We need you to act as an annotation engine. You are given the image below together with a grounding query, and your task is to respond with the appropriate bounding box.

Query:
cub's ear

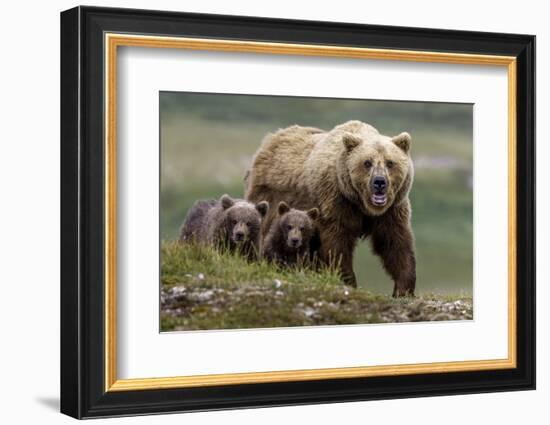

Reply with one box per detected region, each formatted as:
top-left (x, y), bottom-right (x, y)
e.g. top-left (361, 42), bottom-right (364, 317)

top-left (342, 133), bottom-right (362, 152)
top-left (278, 201), bottom-right (290, 216)
top-left (392, 132), bottom-right (411, 153)
top-left (307, 208), bottom-right (319, 221)
top-left (220, 194), bottom-right (235, 210)
top-left (256, 201), bottom-right (269, 217)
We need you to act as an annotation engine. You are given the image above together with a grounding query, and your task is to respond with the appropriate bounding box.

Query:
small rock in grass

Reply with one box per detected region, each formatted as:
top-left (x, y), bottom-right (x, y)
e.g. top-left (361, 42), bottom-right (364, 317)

top-left (274, 279), bottom-right (282, 288)
top-left (172, 286), bottom-right (186, 293)
top-left (190, 290), bottom-right (214, 302)
top-left (303, 307), bottom-right (316, 318)
top-left (197, 273), bottom-right (205, 280)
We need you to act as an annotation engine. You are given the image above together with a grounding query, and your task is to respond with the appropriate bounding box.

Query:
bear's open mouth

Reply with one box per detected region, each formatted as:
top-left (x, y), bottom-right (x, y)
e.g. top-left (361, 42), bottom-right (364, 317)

top-left (371, 193), bottom-right (387, 207)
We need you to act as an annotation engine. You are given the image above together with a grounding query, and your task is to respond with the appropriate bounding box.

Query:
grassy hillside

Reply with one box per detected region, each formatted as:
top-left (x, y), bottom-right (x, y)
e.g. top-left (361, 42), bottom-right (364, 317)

top-left (161, 242), bottom-right (473, 331)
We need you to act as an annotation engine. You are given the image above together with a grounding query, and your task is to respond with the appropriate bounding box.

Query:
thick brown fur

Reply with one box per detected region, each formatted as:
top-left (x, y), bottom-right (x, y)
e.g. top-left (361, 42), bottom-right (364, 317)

top-left (179, 194), bottom-right (269, 261)
top-left (245, 121), bottom-right (416, 296)
top-left (261, 201), bottom-right (319, 267)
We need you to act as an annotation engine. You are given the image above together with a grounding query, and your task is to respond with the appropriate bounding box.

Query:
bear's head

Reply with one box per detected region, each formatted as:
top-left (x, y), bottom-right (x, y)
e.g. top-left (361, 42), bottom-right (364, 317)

top-left (336, 122), bottom-right (413, 216)
top-left (220, 194), bottom-right (269, 244)
top-left (276, 201), bottom-right (319, 250)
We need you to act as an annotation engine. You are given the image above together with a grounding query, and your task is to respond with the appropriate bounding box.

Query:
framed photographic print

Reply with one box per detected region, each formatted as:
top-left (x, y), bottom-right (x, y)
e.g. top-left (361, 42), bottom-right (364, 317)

top-left (60, 6), bottom-right (535, 419)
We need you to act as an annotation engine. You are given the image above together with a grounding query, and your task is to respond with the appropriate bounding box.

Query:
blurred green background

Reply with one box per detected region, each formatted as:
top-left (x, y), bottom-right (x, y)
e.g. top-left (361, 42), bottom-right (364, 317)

top-left (160, 92), bottom-right (473, 296)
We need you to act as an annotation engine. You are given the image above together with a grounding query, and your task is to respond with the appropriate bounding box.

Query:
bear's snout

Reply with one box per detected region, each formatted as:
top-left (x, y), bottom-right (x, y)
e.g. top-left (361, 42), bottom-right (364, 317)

top-left (232, 222), bottom-right (249, 242)
top-left (371, 175), bottom-right (388, 194)
top-left (286, 228), bottom-right (303, 249)
top-left (290, 237), bottom-right (301, 248)
top-left (370, 175), bottom-right (389, 208)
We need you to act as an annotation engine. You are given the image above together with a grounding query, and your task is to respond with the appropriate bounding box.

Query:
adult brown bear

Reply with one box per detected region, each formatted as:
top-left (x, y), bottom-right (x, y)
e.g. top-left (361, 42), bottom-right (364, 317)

top-left (245, 120), bottom-right (416, 296)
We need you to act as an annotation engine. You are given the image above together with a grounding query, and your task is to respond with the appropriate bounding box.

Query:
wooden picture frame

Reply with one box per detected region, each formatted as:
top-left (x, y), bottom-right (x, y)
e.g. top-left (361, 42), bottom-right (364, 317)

top-left (60, 5), bottom-right (535, 419)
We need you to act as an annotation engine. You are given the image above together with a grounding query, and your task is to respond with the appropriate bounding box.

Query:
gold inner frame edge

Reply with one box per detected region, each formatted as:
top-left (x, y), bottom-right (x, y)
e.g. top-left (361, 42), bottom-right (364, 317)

top-left (104, 33), bottom-right (518, 392)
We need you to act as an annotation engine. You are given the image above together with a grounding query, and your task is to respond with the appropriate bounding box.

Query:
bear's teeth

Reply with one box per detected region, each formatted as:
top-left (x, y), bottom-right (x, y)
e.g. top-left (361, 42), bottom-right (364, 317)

top-left (372, 194), bottom-right (387, 206)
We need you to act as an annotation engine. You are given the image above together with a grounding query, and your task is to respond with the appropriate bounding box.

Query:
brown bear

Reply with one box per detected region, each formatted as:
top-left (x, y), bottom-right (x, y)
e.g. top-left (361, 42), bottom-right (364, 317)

top-left (245, 120), bottom-right (416, 296)
top-left (179, 194), bottom-right (269, 260)
top-left (261, 201), bottom-right (319, 266)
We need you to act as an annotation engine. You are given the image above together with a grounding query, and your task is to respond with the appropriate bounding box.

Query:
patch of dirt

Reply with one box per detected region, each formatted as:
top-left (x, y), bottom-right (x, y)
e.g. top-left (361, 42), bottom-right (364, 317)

top-left (161, 281), bottom-right (472, 330)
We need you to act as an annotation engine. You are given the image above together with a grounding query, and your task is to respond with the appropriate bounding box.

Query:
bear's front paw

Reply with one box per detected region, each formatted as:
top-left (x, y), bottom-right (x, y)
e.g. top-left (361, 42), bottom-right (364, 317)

top-left (342, 274), bottom-right (357, 288)
top-left (392, 280), bottom-right (416, 298)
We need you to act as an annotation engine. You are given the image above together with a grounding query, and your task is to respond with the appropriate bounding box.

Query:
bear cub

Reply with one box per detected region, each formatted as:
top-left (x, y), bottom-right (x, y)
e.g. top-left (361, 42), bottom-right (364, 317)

top-left (180, 194), bottom-right (269, 260)
top-left (261, 201), bottom-right (319, 266)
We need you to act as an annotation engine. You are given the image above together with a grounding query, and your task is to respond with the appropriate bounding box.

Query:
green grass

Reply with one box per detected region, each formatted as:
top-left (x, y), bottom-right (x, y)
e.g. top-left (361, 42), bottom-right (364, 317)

top-left (161, 242), bottom-right (473, 331)
top-left (162, 241), bottom-right (341, 288)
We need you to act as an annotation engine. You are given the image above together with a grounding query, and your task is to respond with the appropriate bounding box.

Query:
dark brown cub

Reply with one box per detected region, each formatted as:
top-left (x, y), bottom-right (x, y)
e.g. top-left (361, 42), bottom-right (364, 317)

top-left (261, 201), bottom-right (319, 266)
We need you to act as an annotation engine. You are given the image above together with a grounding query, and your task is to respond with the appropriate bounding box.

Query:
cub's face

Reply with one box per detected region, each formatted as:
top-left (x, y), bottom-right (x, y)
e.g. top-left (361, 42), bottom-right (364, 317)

top-left (277, 202), bottom-right (319, 250)
top-left (220, 195), bottom-right (268, 244)
top-left (342, 132), bottom-right (412, 216)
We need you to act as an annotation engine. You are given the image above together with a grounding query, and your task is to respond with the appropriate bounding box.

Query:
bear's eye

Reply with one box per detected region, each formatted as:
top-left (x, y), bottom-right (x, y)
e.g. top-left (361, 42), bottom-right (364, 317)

top-left (300, 227), bottom-right (305, 231)
top-left (386, 160), bottom-right (394, 169)
top-left (364, 160), bottom-right (373, 169)
top-left (287, 225), bottom-right (292, 230)
top-left (246, 222), bottom-right (251, 226)
top-left (231, 219), bottom-right (237, 225)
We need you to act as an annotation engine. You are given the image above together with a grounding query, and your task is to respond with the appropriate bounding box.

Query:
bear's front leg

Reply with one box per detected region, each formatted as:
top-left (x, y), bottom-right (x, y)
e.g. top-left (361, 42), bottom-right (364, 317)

top-left (370, 201), bottom-right (416, 297)
top-left (319, 230), bottom-right (358, 288)
top-left (337, 251), bottom-right (357, 288)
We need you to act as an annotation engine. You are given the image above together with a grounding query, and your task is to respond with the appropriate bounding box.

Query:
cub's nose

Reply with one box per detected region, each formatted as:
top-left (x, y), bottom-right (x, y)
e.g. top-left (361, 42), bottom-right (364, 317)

top-left (372, 176), bottom-right (387, 193)
top-left (234, 231), bottom-right (245, 241)
top-left (290, 237), bottom-right (301, 247)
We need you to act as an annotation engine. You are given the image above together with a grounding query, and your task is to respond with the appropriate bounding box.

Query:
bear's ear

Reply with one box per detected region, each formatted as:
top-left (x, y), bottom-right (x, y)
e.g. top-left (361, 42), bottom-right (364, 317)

top-left (256, 201), bottom-right (269, 217)
top-left (278, 201), bottom-right (290, 216)
top-left (342, 133), bottom-right (361, 152)
top-left (392, 132), bottom-right (411, 153)
top-left (220, 194), bottom-right (235, 210)
top-left (307, 208), bottom-right (319, 221)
